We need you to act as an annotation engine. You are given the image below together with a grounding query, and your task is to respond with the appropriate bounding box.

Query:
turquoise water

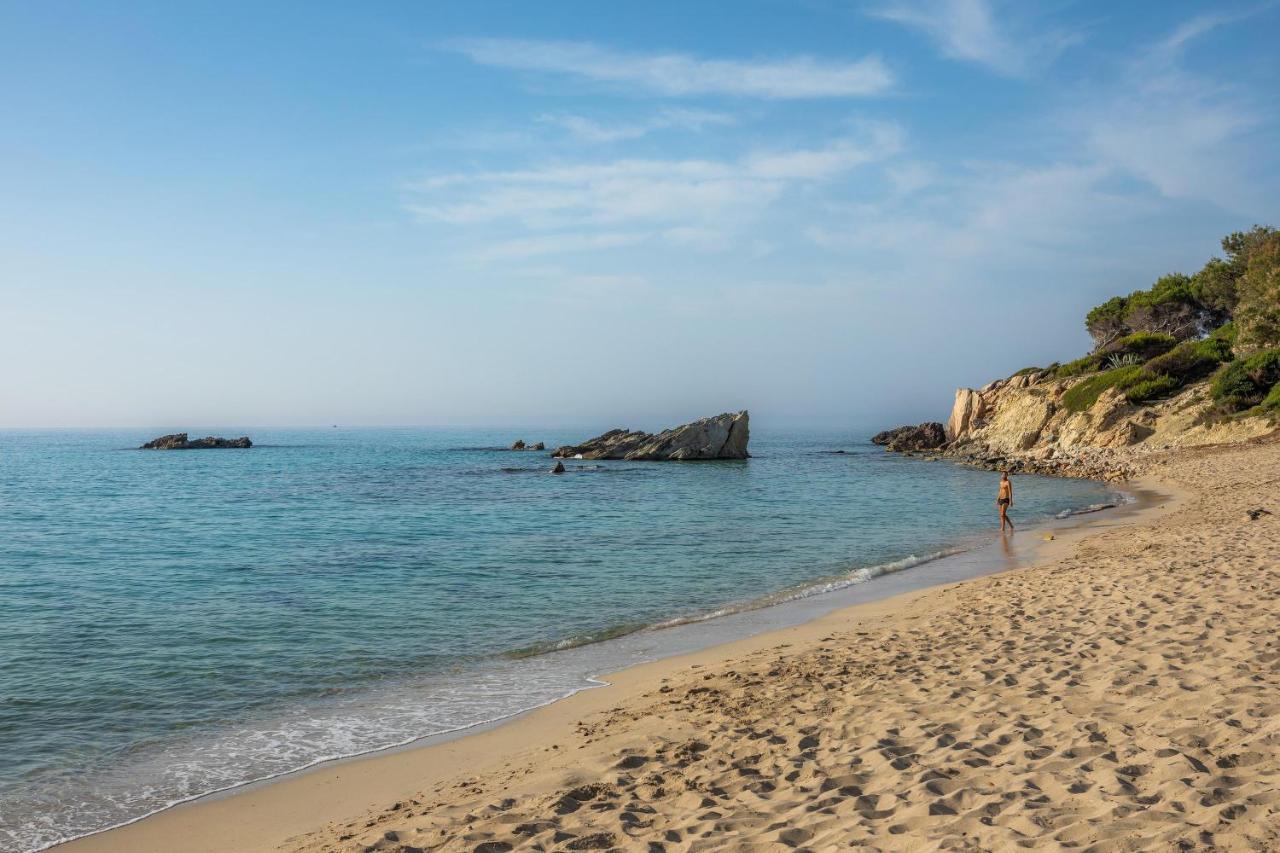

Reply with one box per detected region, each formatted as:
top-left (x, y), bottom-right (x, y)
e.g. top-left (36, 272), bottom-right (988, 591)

top-left (0, 427), bottom-right (1119, 850)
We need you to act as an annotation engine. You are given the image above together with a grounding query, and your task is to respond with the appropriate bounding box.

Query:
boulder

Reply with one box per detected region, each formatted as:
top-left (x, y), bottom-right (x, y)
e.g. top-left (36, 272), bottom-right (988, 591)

top-left (510, 439), bottom-right (526, 450)
top-left (870, 422), bottom-right (947, 452)
top-left (552, 411), bottom-right (750, 461)
top-left (140, 433), bottom-right (252, 450)
top-left (946, 388), bottom-right (986, 441)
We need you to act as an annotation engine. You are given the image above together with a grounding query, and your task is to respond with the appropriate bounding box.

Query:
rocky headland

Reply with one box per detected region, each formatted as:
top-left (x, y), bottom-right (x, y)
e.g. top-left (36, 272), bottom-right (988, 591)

top-left (875, 225), bottom-right (1280, 480)
top-left (140, 433), bottom-right (253, 450)
top-left (553, 411), bottom-right (750, 461)
top-left (874, 367), bottom-right (1275, 481)
top-left (920, 372), bottom-right (1271, 480)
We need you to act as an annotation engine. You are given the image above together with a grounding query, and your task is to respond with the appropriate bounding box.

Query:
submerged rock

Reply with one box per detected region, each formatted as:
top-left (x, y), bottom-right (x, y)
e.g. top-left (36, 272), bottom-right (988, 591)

top-left (140, 433), bottom-right (252, 450)
top-left (870, 422), bottom-right (947, 452)
top-left (552, 411), bottom-right (750, 461)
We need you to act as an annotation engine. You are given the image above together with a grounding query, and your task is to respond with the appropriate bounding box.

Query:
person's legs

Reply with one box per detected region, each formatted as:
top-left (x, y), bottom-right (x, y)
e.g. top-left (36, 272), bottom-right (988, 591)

top-left (1000, 503), bottom-right (1014, 532)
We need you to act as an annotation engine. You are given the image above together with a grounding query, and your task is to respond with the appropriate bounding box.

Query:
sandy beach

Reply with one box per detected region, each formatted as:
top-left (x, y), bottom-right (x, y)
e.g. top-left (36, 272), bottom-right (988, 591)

top-left (60, 436), bottom-right (1280, 852)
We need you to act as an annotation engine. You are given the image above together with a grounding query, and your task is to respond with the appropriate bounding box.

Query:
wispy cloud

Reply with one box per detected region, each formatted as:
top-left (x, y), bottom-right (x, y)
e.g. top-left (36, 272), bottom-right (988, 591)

top-left (442, 38), bottom-right (894, 98)
top-left (1155, 6), bottom-right (1269, 55)
top-left (470, 231), bottom-right (651, 262)
top-left (868, 0), bottom-right (1077, 76)
top-left (809, 162), bottom-right (1138, 264)
top-left (1074, 8), bottom-right (1273, 213)
top-left (538, 108), bottom-right (736, 143)
top-left (408, 122), bottom-right (904, 231)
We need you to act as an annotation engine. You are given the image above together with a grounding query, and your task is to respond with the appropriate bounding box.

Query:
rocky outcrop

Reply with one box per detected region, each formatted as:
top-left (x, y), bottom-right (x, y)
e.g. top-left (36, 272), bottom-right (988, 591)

top-left (553, 411), bottom-right (750, 461)
top-left (510, 441), bottom-right (545, 451)
top-left (946, 388), bottom-right (986, 441)
top-left (871, 422), bottom-right (947, 452)
top-left (140, 433), bottom-right (252, 450)
top-left (887, 369), bottom-right (1275, 480)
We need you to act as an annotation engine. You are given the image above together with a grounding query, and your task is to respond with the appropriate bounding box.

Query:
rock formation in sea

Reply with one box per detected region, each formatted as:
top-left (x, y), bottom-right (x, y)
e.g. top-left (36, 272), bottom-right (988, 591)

top-left (552, 411), bottom-right (750, 461)
top-left (871, 422), bottom-right (946, 452)
top-left (509, 440), bottom-right (546, 451)
top-left (140, 433), bottom-right (252, 450)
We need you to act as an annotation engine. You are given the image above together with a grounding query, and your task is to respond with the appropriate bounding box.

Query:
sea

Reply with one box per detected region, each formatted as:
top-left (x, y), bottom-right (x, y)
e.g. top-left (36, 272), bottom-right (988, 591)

top-left (0, 427), bottom-right (1124, 851)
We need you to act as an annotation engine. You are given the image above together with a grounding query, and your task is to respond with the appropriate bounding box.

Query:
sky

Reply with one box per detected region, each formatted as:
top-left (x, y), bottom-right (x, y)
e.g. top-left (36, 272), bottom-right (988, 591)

top-left (2, 1), bottom-right (1278, 430)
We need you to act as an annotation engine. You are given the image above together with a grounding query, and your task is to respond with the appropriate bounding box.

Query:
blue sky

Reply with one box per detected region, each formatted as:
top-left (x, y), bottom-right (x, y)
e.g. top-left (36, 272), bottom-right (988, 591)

top-left (3, 1), bottom-right (1278, 429)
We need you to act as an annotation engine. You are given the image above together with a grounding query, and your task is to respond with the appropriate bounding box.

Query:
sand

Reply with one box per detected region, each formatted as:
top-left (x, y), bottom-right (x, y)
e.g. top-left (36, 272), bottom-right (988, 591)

top-left (60, 436), bottom-right (1280, 852)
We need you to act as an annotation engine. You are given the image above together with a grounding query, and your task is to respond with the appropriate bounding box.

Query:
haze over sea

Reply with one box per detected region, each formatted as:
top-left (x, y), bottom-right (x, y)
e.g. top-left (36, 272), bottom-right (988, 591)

top-left (0, 426), bottom-right (1119, 850)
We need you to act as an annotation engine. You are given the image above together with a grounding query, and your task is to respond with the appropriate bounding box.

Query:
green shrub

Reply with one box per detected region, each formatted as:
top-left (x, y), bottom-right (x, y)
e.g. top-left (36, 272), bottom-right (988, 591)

top-left (1124, 373), bottom-right (1180, 403)
top-left (1011, 366), bottom-right (1041, 377)
top-left (1143, 336), bottom-right (1233, 384)
top-left (1209, 321), bottom-right (1237, 348)
top-left (1061, 365), bottom-right (1145, 413)
top-left (1052, 354), bottom-right (1104, 378)
top-left (1108, 331), bottom-right (1178, 359)
top-left (1210, 348), bottom-right (1280, 412)
top-left (1262, 381), bottom-right (1280, 414)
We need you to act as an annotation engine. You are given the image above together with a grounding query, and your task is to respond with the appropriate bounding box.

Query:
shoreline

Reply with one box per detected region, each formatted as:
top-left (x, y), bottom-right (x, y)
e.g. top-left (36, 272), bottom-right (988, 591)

top-left (55, 474), bottom-right (1176, 853)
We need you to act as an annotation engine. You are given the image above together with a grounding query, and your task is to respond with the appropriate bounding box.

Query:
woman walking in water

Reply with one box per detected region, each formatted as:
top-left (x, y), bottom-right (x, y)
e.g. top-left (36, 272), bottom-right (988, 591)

top-left (997, 472), bottom-right (1014, 532)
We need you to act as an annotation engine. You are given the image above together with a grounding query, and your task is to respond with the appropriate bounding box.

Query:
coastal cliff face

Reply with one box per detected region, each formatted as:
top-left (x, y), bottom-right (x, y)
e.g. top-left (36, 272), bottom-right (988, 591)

top-left (553, 411), bottom-right (750, 461)
top-left (937, 372), bottom-right (1273, 479)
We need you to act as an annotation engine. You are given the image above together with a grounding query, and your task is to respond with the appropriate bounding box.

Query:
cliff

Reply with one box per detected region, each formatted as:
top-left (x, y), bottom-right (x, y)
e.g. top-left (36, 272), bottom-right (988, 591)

top-left (913, 372), bottom-right (1273, 479)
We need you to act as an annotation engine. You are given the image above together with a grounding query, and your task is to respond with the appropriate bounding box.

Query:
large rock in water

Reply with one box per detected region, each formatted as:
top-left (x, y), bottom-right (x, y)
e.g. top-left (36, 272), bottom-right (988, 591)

top-left (552, 411), bottom-right (750, 461)
top-left (140, 433), bottom-right (252, 450)
top-left (871, 422), bottom-right (946, 452)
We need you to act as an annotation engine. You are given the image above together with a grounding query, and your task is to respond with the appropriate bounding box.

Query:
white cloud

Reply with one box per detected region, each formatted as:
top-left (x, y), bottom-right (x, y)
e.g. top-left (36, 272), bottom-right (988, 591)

top-left (808, 161), bottom-right (1146, 268)
top-left (408, 123), bottom-right (904, 231)
top-left (868, 0), bottom-right (1077, 76)
top-left (470, 231), bottom-right (651, 262)
top-left (1073, 9), bottom-right (1272, 213)
top-left (539, 108), bottom-right (736, 143)
top-left (442, 38), bottom-right (893, 98)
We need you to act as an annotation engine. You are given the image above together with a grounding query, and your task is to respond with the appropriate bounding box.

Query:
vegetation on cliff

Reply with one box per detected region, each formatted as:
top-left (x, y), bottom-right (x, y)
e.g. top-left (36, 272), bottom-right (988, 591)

top-left (876, 225), bottom-right (1279, 475)
top-left (1084, 226), bottom-right (1278, 353)
top-left (1062, 226), bottom-right (1280, 415)
top-left (1211, 349), bottom-right (1280, 414)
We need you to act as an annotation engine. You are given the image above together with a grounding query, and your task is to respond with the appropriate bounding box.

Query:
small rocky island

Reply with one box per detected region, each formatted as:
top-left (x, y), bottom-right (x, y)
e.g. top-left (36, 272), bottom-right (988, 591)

top-left (871, 422), bottom-right (946, 452)
top-left (553, 411), bottom-right (749, 461)
top-left (509, 440), bottom-right (545, 451)
top-left (140, 433), bottom-right (253, 450)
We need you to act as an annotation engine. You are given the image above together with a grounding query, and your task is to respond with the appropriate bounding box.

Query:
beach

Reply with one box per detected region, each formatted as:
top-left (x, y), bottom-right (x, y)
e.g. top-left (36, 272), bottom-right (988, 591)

top-left (57, 434), bottom-right (1280, 851)
top-left (5, 428), bottom-right (1124, 851)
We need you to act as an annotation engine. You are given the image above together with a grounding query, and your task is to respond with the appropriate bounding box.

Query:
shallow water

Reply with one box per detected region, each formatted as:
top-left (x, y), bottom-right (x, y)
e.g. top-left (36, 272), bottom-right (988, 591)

top-left (0, 427), bottom-right (1120, 850)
